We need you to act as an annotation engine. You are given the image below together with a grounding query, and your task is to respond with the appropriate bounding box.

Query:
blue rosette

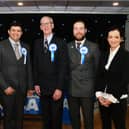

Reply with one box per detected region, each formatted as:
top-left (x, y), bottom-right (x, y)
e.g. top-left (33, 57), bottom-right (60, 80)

top-left (80, 46), bottom-right (88, 64)
top-left (21, 47), bottom-right (27, 64)
top-left (49, 43), bottom-right (57, 62)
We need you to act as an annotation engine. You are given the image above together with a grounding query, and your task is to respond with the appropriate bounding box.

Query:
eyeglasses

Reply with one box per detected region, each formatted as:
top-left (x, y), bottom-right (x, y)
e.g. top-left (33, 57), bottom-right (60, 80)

top-left (40, 22), bottom-right (52, 26)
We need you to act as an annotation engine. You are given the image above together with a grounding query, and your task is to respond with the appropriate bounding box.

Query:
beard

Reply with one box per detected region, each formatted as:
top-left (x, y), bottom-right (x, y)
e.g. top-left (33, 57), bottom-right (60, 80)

top-left (74, 35), bottom-right (85, 41)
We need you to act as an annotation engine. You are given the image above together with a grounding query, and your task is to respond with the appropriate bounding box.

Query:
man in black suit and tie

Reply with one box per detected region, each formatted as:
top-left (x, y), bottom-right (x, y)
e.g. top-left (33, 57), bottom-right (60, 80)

top-left (33, 16), bottom-right (68, 129)
top-left (67, 20), bottom-right (100, 129)
top-left (0, 22), bottom-right (33, 129)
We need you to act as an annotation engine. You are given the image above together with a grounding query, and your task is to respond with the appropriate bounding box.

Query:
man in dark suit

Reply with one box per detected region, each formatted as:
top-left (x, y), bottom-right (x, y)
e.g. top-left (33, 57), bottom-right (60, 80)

top-left (67, 20), bottom-right (100, 129)
top-left (33, 16), bottom-right (68, 129)
top-left (0, 22), bottom-right (33, 129)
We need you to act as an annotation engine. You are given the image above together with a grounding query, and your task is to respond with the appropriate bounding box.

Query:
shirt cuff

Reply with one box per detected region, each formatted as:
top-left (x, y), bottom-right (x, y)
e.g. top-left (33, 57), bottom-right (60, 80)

top-left (95, 91), bottom-right (103, 98)
top-left (95, 91), bottom-right (119, 103)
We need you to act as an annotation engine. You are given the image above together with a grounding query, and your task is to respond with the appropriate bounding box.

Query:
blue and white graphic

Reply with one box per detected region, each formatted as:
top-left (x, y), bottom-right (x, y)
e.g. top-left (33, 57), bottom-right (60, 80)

top-left (49, 43), bottom-right (57, 62)
top-left (80, 46), bottom-right (88, 64)
top-left (62, 96), bottom-right (71, 124)
top-left (24, 95), bottom-right (42, 114)
top-left (21, 48), bottom-right (27, 64)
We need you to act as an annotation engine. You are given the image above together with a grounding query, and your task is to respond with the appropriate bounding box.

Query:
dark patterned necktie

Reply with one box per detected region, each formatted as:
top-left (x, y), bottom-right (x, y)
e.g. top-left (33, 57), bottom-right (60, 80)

top-left (44, 39), bottom-right (48, 53)
top-left (76, 42), bottom-right (81, 50)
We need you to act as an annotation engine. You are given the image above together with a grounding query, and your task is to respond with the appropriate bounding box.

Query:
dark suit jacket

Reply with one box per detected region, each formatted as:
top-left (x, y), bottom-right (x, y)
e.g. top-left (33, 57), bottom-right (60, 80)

top-left (95, 46), bottom-right (129, 100)
top-left (33, 34), bottom-right (68, 95)
top-left (0, 39), bottom-right (32, 94)
top-left (67, 40), bottom-right (100, 97)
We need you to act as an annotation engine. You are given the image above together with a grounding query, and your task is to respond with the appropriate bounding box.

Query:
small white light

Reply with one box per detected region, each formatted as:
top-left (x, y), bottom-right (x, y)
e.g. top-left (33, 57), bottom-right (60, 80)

top-left (112, 2), bottom-right (119, 6)
top-left (17, 2), bottom-right (24, 6)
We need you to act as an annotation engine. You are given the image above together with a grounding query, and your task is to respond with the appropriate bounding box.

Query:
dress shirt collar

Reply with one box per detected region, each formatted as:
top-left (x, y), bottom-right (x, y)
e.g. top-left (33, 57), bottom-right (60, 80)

top-left (9, 37), bottom-right (20, 46)
top-left (109, 45), bottom-right (120, 55)
top-left (105, 45), bottom-right (120, 70)
top-left (8, 37), bottom-right (22, 56)
top-left (44, 33), bottom-right (53, 45)
top-left (75, 38), bottom-right (86, 48)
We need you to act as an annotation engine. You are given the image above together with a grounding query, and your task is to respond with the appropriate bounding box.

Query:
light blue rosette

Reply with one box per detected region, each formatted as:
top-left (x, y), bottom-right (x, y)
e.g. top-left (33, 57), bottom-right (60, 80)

top-left (80, 46), bottom-right (88, 64)
top-left (21, 48), bottom-right (27, 64)
top-left (49, 43), bottom-right (57, 62)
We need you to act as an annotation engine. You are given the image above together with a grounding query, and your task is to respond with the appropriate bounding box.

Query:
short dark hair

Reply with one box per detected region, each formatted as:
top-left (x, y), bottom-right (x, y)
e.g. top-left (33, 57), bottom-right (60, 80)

top-left (8, 21), bottom-right (23, 30)
top-left (106, 25), bottom-right (123, 38)
top-left (73, 20), bottom-right (87, 28)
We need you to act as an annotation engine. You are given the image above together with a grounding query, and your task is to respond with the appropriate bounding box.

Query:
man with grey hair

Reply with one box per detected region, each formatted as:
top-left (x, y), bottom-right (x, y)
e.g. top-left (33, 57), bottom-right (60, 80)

top-left (33, 16), bottom-right (68, 129)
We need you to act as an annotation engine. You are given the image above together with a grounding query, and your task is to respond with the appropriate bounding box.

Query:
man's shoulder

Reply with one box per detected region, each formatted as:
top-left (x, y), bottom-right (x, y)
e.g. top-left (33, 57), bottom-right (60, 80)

top-left (33, 38), bottom-right (42, 48)
top-left (21, 42), bottom-right (30, 51)
top-left (34, 38), bottom-right (42, 43)
top-left (0, 39), bottom-right (9, 48)
top-left (52, 34), bottom-right (64, 42)
top-left (0, 39), bottom-right (8, 44)
top-left (86, 40), bottom-right (99, 49)
top-left (86, 40), bottom-right (96, 45)
top-left (67, 41), bottom-right (74, 46)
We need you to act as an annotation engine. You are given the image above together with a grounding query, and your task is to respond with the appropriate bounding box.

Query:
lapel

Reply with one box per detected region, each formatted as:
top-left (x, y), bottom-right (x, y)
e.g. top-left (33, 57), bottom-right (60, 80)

top-left (5, 39), bottom-right (18, 61)
top-left (49, 34), bottom-right (55, 45)
top-left (47, 34), bottom-right (58, 55)
top-left (48, 34), bottom-right (58, 50)
top-left (20, 42), bottom-right (26, 61)
top-left (39, 38), bottom-right (47, 54)
top-left (105, 47), bottom-right (121, 70)
top-left (83, 40), bottom-right (90, 57)
top-left (69, 41), bottom-right (81, 64)
top-left (103, 50), bottom-right (109, 66)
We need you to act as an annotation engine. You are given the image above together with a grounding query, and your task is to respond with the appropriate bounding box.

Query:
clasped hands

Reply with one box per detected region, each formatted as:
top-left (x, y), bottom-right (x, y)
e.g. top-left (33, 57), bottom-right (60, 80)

top-left (98, 96), bottom-right (112, 107)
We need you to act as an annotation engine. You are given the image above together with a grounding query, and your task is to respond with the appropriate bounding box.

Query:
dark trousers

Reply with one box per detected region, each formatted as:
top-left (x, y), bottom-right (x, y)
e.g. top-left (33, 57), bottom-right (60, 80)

top-left (99, 99), bottom-right (127, 129)
top-left (68, 96), bottom-right (94, 129)
top-left (40, 95), bottom-right (63, 129)
top-left (1, 90), bottom-right (25, 129)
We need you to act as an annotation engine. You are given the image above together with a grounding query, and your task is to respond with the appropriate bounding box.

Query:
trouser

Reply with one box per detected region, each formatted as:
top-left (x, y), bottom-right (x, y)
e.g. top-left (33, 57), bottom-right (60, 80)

top-left (68, 96), bottom-right (94, 129)
top-left (99, 99), bottom-right (127, 129)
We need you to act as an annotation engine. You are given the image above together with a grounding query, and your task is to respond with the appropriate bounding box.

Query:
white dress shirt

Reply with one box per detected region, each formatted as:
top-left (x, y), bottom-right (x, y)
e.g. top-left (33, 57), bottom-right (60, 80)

top-left (75, 38), bottom-right (86, 49)
top-left (9, 37), bottom-right (22, 57)
top-left (44, 33), bottom-right (53, 45)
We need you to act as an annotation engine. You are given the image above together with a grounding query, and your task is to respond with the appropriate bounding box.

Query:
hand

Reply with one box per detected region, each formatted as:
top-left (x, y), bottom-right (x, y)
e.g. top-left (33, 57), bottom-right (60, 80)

top-left (98, 96), bottom-right (112, 107)
top-left (4, 86), bottom-right (15, 95)
top-left (102, 99), bottom-right (112, 107)
top-left (27, 90), bottom-right (34, 96)
top-left (34, 85), bottom-right (41, 96)
top-left (52, 89), bottom-right (62, 101)
top-left (98, 96), bottom-right (105, 105)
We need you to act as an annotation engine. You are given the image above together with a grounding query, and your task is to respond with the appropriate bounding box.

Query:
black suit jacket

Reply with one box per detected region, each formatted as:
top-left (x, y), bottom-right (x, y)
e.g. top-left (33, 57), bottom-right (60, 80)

top-left (95, 46), bottom-right (129, 100)
top-left (33, 34), bottom-right (68, 95)
top-left (0, 39), bottom-right (32, 94)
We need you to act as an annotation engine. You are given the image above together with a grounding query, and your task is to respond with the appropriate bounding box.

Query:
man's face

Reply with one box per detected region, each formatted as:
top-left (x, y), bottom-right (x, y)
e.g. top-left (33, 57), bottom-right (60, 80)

top-left (8, 26), bottom-right (23, 42)
top-left (40, 17), bottom-right (54, 36)
top-left (73, 22), bottom-right (87, 41)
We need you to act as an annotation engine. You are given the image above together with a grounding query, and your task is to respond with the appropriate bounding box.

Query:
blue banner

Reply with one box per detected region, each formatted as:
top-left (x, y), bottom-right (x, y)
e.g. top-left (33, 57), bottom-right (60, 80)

top-left (0, 95), bottom-right (71, 124)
